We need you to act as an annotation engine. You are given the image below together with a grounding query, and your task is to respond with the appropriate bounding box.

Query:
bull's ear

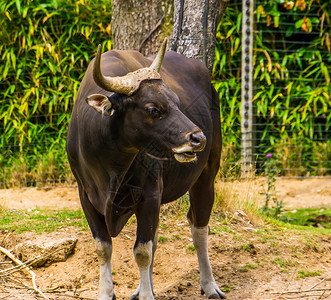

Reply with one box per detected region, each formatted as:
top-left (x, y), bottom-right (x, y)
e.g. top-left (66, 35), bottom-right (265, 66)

top-left (86, 94), bottom-right (115, 116)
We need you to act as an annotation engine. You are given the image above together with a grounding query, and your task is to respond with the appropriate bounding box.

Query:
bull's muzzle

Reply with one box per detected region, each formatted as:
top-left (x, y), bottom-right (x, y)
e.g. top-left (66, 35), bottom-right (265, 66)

top-left (172, 129), bottom-right (206, 163)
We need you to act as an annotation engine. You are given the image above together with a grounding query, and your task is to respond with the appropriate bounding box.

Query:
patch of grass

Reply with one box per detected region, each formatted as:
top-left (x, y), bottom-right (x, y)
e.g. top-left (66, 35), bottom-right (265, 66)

top-left (265, 214), bottom-right (331, 236)
top-left (0, 208), bottom-right (88, 233)
top-left (302, 235), bottom-right (322, 252)
top-left (210, 227), bottom-right (223, 236)
top-left (222, 285), bottom-right (231, 293)
top-left (221, 225), bottom-right (235, 234)
top-left (259, 236), bottom-right (268, 244)
top-left (240, 243), bottom-right (254, 252)
top-left (297, 270), bottom-right (323, 279)
top-left (272, 257), bottom-right (297, 268)
top-left (269, 241), bottom-right (278, 249)
top-left (232, 233), bottom-right (243, 243)
top-left (280, 208), bottom-right (331, 229)
top-left (158, 236), bottom-right (169, 243)
top-left (186, 245), bottom-right (196, 254)
top-left (210, 225), bottom-right (235, 236)
top-left (239, 263), bottom-right (258, 272)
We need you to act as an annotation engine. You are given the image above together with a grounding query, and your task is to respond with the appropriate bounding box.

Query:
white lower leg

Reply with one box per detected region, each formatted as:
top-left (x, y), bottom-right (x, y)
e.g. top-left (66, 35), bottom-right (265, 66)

top-left (95, 239), bottom-right (114, 300)
top-left (191, 225), bottom-right (225, 298)
top-left (134, 241), bottom-right (154, 300)
top-left (191, 225), bottom-right (214, 284)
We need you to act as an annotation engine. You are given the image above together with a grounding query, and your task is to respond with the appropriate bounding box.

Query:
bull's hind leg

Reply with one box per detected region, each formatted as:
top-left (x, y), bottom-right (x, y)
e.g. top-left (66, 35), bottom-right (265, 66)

top-left (188, 173), bottom-right (226, 299)
top-left (78, 186), bottom-right (115, 300)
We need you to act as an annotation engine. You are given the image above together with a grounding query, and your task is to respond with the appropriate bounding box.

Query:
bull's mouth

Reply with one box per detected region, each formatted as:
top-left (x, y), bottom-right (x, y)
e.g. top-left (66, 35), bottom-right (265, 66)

top-left (144, 150), bottom-right (197, 163)
top-left (144, 144), bottom-right (200, 163)
top-left (174, 151), bottom-right (197, 163)
top-left (172, 144), bottom-right (198, 163)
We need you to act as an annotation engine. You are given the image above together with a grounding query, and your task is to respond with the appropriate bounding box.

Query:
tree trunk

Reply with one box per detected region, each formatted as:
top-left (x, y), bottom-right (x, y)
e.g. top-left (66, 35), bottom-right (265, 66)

top-left (112, 0), bottom-right (173, 56)
top-left (170, 0), bottom-right (228, 73)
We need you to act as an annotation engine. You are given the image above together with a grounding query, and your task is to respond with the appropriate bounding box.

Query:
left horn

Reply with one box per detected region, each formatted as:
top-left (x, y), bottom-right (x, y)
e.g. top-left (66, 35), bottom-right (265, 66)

top-left (93, 45), bottom-right (134, 95)
top-left (149, 38), bottom-right (168, 72)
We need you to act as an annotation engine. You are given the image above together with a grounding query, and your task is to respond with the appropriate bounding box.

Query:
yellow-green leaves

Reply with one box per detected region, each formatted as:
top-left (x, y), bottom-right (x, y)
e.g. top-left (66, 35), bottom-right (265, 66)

top-left (0, 0), bottom-right (112, 187)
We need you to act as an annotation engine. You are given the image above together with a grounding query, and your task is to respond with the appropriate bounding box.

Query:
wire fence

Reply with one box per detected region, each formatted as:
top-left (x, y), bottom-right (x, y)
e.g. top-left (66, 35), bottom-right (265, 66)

top-left (216, 0), bottom-right (330, 179)
top-left (0, 0), bottom-right (330, 188)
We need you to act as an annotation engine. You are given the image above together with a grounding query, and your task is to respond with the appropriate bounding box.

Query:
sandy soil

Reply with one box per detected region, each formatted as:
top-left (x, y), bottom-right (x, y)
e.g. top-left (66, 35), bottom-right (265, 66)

top-left (0, 178), bottom-right (330, 300)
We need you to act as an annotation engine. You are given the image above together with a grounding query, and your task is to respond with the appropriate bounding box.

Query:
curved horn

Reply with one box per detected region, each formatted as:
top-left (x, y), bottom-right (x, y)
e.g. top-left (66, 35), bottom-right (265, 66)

top-left (93, 45), bottom-right (133, 95)
top-left (93, 42), bottom-right (165, 95)
top-left (149, 38), bottom-right (168, 72)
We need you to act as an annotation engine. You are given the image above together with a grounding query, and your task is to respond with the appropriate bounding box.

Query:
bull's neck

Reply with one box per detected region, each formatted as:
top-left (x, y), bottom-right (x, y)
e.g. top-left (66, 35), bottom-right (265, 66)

top-left (87, 147), bottom-right (138, 214)
top-left (109, 148), bottom-right (138, 179)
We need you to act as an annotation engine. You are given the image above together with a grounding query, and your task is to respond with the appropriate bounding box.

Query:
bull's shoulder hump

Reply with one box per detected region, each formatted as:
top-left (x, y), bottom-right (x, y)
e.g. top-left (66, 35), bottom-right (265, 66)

top-left (161, 51), bottom-right (211, 91)
top-left (164, 51), bottom-right (209, 71)
top-left (162, 51), bottom-right (210, 80)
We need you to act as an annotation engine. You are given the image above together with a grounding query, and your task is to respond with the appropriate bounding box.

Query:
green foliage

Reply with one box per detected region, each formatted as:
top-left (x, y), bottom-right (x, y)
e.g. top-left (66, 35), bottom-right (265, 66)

top-left (186, 244), bottom-right (196, 254)
top-left (1, 0), bottom-right (330, 186)
top-left (158, 235), bottom-right (169, 243)
top-left (297, 269), bottom-right (322, 279)
top-left (272, 256), bottom-right (297, 268)
top-left (260, 154), bottom-right (284, 217)
top-left (213, 4), bottom-right (242, 176)
top-left (214, 0), bottom-right (330, 176)
top-left (280, 207), bottom-right (331, 228)
top-left (239, 263), bottom-right (258, 272)
top-left (0, 0), bottom-right (112, 187)
top-left (0, 208), bottom-right (88, 233)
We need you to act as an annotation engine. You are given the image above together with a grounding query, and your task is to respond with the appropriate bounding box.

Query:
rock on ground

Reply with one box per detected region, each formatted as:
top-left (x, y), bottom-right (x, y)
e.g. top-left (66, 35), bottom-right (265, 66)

top-left (15, 234), bottom-right (77, 267)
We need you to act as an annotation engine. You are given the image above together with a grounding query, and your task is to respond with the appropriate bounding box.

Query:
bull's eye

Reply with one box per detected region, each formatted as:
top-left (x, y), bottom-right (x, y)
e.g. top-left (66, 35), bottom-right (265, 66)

top-left (145, 106), bottom-right (161, 118)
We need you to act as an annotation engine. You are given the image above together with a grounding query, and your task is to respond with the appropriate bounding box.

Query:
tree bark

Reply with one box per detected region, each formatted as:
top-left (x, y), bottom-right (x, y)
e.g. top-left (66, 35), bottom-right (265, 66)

top-left (170, 0), bottom-right (228, 73)
top-left (112, 0), bottom-right (173, 56)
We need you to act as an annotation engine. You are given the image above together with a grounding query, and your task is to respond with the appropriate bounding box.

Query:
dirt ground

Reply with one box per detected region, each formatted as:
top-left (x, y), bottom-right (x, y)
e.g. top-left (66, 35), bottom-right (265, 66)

top-left (0, 178), bottom-right (330, 300)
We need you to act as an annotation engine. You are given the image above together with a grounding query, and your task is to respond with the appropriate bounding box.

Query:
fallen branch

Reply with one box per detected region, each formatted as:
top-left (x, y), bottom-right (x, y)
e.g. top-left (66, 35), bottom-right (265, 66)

top-left (0, 246), bottom-right (49, 299)
top-left (308, 278), bottom-right (325, 290)
top-left (45, 291), bottom-right (96, 300)
top-left (272, 288), bottom-right (331, 294)
top-left (0, 292), bottom-right (15, 300)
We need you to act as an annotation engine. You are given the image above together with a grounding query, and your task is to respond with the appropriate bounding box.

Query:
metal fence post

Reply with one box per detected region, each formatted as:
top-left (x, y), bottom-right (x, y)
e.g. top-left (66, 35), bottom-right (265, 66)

top-left (241, 0), bottom-right (255, 178)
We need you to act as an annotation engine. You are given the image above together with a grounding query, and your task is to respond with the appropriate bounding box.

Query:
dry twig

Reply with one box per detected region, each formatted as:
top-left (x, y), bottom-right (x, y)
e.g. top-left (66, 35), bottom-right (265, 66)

top-left (0, 245), bottom-right (49, 299)
top-left (0, 245), bottom-right (69, 277)
top-left (272, 288), bottom-right (331, 294)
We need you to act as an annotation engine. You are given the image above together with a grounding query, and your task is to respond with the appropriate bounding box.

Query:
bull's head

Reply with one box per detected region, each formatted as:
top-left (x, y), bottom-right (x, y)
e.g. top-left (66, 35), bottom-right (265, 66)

top-left (86, 39), bottom-right (206, 163)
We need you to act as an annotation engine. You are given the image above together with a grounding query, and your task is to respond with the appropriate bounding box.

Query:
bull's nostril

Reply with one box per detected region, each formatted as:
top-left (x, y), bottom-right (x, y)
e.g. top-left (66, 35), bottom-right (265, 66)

top-left (189, 131), bottom-right (206, 148)
top-left (190, 133), bottom-right (201, 145)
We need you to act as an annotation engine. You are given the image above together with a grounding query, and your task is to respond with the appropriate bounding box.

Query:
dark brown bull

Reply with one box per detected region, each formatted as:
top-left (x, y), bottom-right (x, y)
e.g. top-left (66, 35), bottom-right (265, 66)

top-left (66, 39), bottom-right (225, 299)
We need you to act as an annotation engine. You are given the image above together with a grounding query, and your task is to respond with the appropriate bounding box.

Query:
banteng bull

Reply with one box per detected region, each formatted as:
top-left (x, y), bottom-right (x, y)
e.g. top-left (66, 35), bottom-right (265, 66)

top-left (66, 39), bottom-right (225, 299)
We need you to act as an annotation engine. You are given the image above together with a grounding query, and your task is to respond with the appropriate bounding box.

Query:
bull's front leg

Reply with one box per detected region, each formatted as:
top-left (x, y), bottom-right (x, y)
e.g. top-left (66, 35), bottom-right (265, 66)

top-left (95, 238), bottom-right (115, 300)
top-left (130, 230), bottom-right (158, 300)
top-left (130, 192), bottom-right (160, 300)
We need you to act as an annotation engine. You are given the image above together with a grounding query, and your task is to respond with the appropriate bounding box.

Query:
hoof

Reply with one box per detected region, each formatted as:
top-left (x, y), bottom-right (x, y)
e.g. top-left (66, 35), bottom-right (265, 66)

top-left (201, 289), bottom-right (226, 299)
top-left (208, 293), bottom-right (226, 299)
top-left (98, 294), bottom-right (116, 300)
